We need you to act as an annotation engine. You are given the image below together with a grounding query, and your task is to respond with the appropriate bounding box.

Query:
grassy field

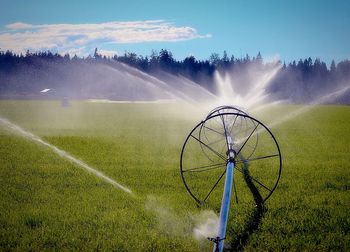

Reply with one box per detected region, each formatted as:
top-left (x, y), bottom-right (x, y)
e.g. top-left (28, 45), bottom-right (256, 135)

top-left (0, 100), bottom-right (349, 251)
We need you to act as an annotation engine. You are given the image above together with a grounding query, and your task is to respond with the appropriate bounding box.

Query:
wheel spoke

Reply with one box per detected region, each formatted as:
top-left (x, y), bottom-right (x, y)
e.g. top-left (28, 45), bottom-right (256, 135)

top-left (236, 123), bottom-right (259, 156)
top-left (235, 166), bottom-right (272, 192)
top-left (190, 134), bottom-right (226, 160)
top-left (202, 125), bottom-right (224, 136)
top-left (207, 137), bottom-right (225, 146)
top-left (229, 114), bottom-right (239, 135)
top-left (203, 168), bottom-right (227, 202)
top-left (220, 115), bottom-right (230, 151)
top-left (235, 154), bottom-right (280, 164)
top-left (183, 162), bottom-right (226, 173)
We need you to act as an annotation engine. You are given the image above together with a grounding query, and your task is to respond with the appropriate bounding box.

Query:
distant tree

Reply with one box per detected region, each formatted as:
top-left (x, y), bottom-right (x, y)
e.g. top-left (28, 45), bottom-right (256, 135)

top-left (117, 52), bottom-right (138, 67)
top-left (182, 55), bottom-right (200, 79)
top-left (282, 61), bottom-right (286, 69)
top-left (256, 52), bottom-right (263, 64)
top-left (183, 55), bottom-right (196, 69)
top-left (220, 51), bottom-right (230, 69)
top-left (336, 60), bottom-right (350, 83)
top-left (94, 48), bottom-right (101, 59)
top-left (148, 50), bottom-right (159, 69)
top-left (330, 60), bottom-right (336, 74)
top-left (63, 53), bottom-right (70, 62)
top-left (138, 56), bottom-right (149, 71)
top-left (244, 54), bottom-right (250, 62)
top-left (159, 49), bottom-right (174, 71)
top-left (230, 55), bottom-right (235, 64)
top-left (209, 53), bottom-right (220, 66)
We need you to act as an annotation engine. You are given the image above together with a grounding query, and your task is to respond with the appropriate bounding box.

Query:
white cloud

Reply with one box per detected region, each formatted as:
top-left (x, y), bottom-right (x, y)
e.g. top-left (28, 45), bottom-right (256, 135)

top-left (0, 20), bottom-right (210, 56)
top-left (60, 47), bottom-right (87, 57)
top-left (6, 22), bottom-right (34, 29)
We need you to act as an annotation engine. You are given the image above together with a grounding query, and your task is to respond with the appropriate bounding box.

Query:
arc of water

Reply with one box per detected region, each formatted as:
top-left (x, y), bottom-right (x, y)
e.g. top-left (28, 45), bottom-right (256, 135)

top-left (0, 117), bottom-right (133, 195)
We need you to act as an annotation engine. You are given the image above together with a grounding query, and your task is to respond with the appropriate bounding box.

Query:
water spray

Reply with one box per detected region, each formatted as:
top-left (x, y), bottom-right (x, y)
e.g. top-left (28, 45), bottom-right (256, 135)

top-left (0, 116), bottom-right (132, 195)
top-left (180, 106), bottom-right (282, 251)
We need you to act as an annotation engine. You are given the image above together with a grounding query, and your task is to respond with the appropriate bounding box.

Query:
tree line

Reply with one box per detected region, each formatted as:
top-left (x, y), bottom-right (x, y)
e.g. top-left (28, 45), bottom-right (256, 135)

top-left (0, 48), bottom-right (349, 103)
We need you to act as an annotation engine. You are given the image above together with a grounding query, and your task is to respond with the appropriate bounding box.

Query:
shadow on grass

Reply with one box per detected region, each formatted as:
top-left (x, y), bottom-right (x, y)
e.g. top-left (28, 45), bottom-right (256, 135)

top-left (227, 162), bottom-right (266, 251)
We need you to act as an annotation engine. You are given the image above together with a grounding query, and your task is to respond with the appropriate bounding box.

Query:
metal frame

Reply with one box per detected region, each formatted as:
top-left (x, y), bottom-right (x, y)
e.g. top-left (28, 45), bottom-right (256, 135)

top-left (199, 106), bottom-right (259, 162)
top-left (180, 110), bottom-right (282, 251)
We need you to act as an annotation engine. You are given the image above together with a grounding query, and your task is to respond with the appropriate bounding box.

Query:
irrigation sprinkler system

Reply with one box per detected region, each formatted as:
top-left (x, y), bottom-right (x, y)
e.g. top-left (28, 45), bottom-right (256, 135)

top-left (180, 106), bottom-right (282, 251)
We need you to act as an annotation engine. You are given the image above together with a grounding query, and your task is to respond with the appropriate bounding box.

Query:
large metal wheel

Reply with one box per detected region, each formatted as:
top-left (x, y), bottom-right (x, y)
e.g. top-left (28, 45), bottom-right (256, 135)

top-left (180, 112), bottom-right (282, 205)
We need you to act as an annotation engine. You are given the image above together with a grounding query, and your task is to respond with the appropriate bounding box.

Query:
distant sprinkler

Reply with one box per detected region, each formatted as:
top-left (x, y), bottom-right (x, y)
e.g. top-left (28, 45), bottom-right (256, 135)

top-left (40, 88), bottom-right (51, 93)
top-left (39, 88), bottom-right (70, 107)
top-left (180, 105), bottom-right (282, 252)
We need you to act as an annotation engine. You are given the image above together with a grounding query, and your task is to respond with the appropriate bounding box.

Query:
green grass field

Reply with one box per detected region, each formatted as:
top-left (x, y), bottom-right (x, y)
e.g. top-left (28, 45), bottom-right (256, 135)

top-left (0, 100), bottom-right (349, 251)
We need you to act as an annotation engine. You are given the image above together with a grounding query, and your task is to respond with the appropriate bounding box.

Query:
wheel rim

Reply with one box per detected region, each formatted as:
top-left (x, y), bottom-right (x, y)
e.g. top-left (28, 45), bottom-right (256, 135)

top-left (180, 112), bottom-right (282, 205)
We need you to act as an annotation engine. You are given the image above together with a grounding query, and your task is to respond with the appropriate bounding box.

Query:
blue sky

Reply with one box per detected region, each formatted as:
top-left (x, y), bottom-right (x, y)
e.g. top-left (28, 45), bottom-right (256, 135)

top-left (0, 0), bottom-right (349, 64)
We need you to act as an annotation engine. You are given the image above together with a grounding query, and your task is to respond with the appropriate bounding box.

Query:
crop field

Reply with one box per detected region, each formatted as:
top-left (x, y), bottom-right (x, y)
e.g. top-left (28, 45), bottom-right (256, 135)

top-left (0, 100), bottom-right (349, 251)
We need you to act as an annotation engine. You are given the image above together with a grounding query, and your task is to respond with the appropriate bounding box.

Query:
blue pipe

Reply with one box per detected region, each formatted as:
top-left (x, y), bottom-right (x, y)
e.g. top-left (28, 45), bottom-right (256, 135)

top-left (213, 161), bottom-right (235, 252)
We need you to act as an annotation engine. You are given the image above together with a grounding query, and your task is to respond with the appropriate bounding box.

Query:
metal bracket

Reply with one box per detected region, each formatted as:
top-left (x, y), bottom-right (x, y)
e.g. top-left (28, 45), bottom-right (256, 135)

top-left (208, 236), bottom-right (226, 252)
